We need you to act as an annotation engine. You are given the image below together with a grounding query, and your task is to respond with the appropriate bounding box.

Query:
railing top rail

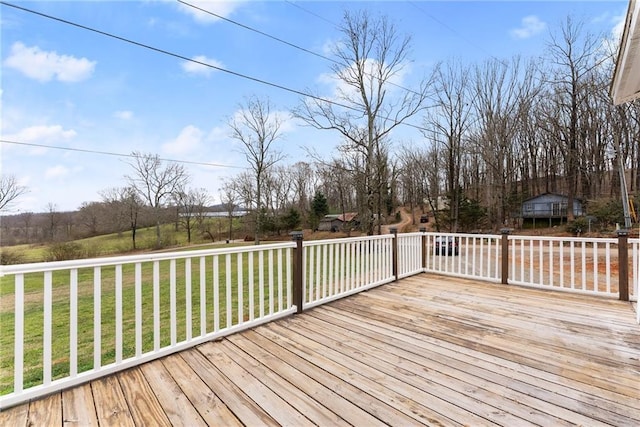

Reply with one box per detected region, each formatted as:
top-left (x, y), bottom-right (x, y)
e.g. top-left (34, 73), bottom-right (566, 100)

top-left (423, 232), bottom-right (499, 240)
top-left (303, 234), bottom-right (392, 247)
top-left (396, 232), bottom-right (424, 238)
top-left (0, 242), bottom-right (296, 276)
top-left (508, 235), bottom-right (618, 244)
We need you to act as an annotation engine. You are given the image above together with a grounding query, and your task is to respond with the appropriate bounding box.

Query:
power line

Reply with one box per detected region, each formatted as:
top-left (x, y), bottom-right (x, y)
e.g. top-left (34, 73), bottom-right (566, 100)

top-left (0, 1), bottom-right (429, 133)
top-left (0, 139), bottom-right (246, 169)
top-left (407, 1), bottom-right (509, 67)
top-left (178, 0), bottom-right (332, 64)
top-left (0, 1), bottom-right (350, 111)
top-left (178, 0), bottom-right (430, 99)
top-left (284, 0), bottom-right (336, 26)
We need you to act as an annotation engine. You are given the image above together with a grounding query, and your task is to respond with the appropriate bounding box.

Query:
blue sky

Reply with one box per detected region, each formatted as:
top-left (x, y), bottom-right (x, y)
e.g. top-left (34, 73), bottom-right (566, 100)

top-left (0, 0), bottom-right (629, 213)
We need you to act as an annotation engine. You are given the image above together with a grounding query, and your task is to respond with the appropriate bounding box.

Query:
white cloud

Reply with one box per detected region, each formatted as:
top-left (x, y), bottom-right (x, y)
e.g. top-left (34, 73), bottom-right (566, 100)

top-left (182, 55), bottom-right (223, 77)
top-left (6, 124), bottom-right (77, 142)
top-left (4, 42), bottom-right (96, 83)
top-left (114, 110), bottom-right (134, 120)
top-left (162, 125), bottom-right (203, 154)
top-left (45, 165), bottom-right (69, 179)
top-left (511, 16), bottom-right (547, 39)
top-left (611, 13), bottom-right (625, 41)
top-left (274, 110), bottom-right (295, 134)
top-left (177, 1), bottom-right (245, 24)
top-left (595, 12), bottom-right (628, 67)
top-left (207, 126), bottom-right (227, 142)
top-left (321, 38), bottom-right (345, 57)
top-left (318, 58), bottom-right (411, 102)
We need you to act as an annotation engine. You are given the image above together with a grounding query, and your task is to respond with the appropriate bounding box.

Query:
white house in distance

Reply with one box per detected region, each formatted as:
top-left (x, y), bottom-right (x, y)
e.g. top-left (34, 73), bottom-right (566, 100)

top-left (520, 193), bottom-right (584, 228)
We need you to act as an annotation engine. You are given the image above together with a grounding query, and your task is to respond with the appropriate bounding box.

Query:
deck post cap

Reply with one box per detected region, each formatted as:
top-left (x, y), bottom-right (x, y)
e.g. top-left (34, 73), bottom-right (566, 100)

top-left (500, 228), bottom-right (511, 235)
top-left (616, 229), bottom-right (630, 237)
top-left (290, 231), bottom-right (304, 241)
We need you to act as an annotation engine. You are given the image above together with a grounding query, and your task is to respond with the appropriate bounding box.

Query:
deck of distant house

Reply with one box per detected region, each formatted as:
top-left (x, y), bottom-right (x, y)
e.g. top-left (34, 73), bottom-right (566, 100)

top-left (1, 274), bottom-right (639, 426)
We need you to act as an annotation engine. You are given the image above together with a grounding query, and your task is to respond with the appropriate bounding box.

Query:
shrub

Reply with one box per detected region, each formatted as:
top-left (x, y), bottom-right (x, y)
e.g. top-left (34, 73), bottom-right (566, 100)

top-left (45, 242), bottom-right (85, 261)
top-left (566, 217), bottom-right (589, 235)
top-left (587, 198), bottom-right (624, 230)
top-left (0, 249), bottom-right (26, 265)
top-left (84, 243), bottom-right (101, 258)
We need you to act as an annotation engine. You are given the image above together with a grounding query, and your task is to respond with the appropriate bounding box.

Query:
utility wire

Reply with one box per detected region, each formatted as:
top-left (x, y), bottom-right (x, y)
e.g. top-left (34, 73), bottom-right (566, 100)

top-left (0, 1), bottom-right (429, 133)
top-left (407, 1), bottom-right (509, 67)
top-left (0, 2), bottom-right (350, 111)
top-left (0, 139), bottom-right (246, 169)
top-left (178, 0), bottom-right (429, 99)
top-left (284, 0), bottom-right (335, 26)
top-left (178, 0), bottom-right (331, 64)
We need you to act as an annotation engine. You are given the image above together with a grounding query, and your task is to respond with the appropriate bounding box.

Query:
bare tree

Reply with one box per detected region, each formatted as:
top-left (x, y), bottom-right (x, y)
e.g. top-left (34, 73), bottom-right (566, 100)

top-left (220, 180), bottom-right (239, 243)
top-left (543, 17), bottom-right (601, 221)
top-left (123, 187), bottom-right (144, 249)
top-left (173, 187), bottom-right (210, 243)
top-left (45, 202), bottom-right (60, 241)
top-left (322, 159), bottom-right (356, 234)
top-left (398, 145), bottom-right (442, 231)
top-left (101, 187), bottom-right (129, 237)
top-left (471, 57), bottom-right (539, 229)
top-left (228, 96), bottom-right (285, 244)
top-left (77, 201), bottom-right (105, 237)
top-left (101, 186), bottom-right (145, 249)
top-left (18, 211), bottom-right (33, 243)
top-left (0, 174), bottom-right (28, 212)
top-left (126, 152), bottom-right (189, 247)
top-left (294, 9), bottom-right (434, 234)
top-left (424, 60), bottom-right (474, 232)
top-left (289, 161), bottom-right (317, 221)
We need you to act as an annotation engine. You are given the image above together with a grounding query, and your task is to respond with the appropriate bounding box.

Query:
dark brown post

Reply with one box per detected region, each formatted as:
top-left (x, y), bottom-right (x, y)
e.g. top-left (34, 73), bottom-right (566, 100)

top-left (390, 227), bottom-right (398, 281)
top-left (420, 227), bottom-right (427, 270)
top-left (617, 229), bottom-right (629, 301)
top-left (500, 228), bottom-right (510, 285)
top-left (291, 231), bottom-right (304, 313)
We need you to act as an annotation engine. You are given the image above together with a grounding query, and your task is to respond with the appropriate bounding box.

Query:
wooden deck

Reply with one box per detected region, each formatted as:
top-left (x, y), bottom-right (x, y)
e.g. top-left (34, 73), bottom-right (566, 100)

top-left (1, 274), bottom-right (639, 426)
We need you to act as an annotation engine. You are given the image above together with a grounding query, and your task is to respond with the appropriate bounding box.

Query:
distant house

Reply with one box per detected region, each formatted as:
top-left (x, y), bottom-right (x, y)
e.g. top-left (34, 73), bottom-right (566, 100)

top-left (179, 208), bottom-right (249, 218)
top-left (318, 212), bottom-right (358, 232)
top-left (521, 193), bottom-right (583, 226)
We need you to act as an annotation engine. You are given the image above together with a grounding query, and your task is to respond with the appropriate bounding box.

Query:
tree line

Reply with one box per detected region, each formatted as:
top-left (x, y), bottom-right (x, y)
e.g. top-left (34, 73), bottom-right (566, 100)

top-left (224, 13), bottom-right (639, 235)
top-left (2, 11), bottom-right (639, 247)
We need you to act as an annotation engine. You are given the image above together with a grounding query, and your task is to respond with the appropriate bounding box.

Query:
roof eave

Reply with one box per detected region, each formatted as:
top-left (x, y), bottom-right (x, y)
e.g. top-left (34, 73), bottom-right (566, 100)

top-left (611, 0), bottom-right (640, 105)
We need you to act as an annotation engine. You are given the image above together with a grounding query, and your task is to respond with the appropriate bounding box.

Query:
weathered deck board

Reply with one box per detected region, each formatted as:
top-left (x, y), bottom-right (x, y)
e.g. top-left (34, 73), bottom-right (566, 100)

top-left (90, 375), bottom-right (134, 426)
top-left (61, 383), bottom-right (98, 426)
top-left (313, 304), bottom-right (638, 425)
top-left (2, 274), bottom-right (639, 426)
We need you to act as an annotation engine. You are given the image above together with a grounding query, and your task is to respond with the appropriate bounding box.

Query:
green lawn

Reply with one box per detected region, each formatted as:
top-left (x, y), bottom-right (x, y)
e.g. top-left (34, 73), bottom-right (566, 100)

top-left (3, 218), bottom-right (242, 264)
top-left (0, 232), bottom-right (382, 397)
top-left (0, 246), bottom-right (292, 395)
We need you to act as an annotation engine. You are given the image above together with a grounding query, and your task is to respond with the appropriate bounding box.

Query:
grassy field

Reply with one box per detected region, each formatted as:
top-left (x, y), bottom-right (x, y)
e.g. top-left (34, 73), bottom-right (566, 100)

top-left (0, 220), bottom-right (378, 396)
top-left (2, 219), bottom-right (243, 264)
top-left (0, 245), bottom-right (293, 395)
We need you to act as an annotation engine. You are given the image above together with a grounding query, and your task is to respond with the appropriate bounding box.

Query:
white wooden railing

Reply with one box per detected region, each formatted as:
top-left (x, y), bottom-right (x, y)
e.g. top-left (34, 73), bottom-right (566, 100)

top-left (632, 238), bottom-right (640, 323)
top-left (0, 243), bottom-right (295, 409)
top-left (302, 235), bottom-right (394, 309)
top-left (1, 231), bottom-right (638, 409)
top-left (424, 233), bottom-right (502, 282)
top-left (508, 235), bottom-right (620, 297)
top-left (397, 232), bottom-right (424, 278)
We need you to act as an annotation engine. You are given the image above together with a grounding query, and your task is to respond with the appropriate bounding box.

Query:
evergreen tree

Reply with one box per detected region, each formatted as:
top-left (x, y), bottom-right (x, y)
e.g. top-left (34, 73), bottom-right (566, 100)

top-left (310, 193), bottom-right (329, 230)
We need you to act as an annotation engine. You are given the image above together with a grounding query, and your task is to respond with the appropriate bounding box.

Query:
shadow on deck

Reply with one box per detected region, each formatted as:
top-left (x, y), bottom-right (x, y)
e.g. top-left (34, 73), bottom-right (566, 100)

top-left (2, 274), bottom-right (639, 426)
